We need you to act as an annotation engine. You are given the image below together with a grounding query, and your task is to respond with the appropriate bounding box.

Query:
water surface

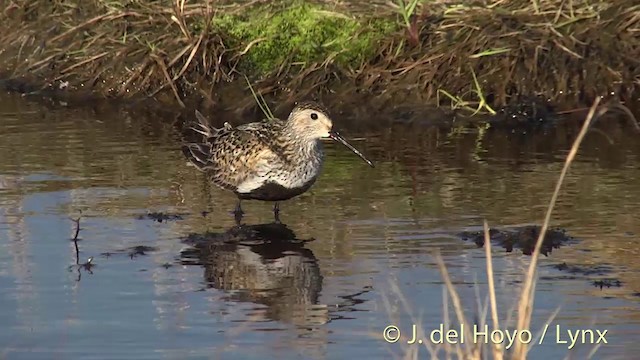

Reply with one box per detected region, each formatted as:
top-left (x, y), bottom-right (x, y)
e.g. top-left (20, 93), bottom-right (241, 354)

top-left (1, 93), bottom-right (639, 360)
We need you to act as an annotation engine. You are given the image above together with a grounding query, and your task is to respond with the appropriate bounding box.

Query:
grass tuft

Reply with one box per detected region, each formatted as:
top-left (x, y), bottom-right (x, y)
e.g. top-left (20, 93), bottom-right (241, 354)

top-left (212, 2), bottom-right (397, 73)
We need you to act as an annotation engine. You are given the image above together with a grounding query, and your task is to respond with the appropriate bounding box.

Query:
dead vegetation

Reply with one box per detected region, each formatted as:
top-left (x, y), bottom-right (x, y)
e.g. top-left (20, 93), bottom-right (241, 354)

top-left (382, 97), bottom-right (637, 359)
top-left (0, 0), bottom-right (638, 118)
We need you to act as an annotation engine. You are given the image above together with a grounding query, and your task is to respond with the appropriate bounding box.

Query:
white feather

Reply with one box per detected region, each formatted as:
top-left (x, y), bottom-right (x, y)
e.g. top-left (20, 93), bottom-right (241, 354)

top-left (236, 157), bottom-right (322, 194)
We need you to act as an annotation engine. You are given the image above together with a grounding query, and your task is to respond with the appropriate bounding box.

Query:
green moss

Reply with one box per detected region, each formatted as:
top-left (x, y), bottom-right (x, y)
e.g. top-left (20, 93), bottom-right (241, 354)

top-left (212, 2), bottom-right (398, 74)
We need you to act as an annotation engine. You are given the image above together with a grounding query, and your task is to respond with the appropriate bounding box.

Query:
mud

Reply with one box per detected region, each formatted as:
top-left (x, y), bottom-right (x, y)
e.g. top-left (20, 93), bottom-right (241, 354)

top-left (457, 225), bottom-right (579, 256)
top-left (544, 263), bottom-right (624, 290)
top-left (135, 211), bottom-right (185, 222)
top-left (459, 227), bottom-right (628, 290)
top-left (552, 262), bottom-right (614, 277)
top-left (100, 245), bottom-right (158, 259)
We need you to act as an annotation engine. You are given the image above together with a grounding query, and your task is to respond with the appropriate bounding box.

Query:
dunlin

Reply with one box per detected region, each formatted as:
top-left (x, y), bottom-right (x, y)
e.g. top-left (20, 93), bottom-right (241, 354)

top-left (182, 101), bottom-right (374, 223)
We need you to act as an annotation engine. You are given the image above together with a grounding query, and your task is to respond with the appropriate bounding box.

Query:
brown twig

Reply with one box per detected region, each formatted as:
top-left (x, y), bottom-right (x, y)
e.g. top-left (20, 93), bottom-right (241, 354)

top-left (59, 52), bottom-right (109, 74)
top-left (152, 55), bottom-right (186, 108)
top-left (435, 252), bottom-right (474, 359)
top-left (68, 212), bottom-right (95, 280)
top-left (49, 12), bottom-right (141, 43)
top-left (483, 220), bottom-right (503, 360)
top-left (70, 213), bottom-right (82, 264)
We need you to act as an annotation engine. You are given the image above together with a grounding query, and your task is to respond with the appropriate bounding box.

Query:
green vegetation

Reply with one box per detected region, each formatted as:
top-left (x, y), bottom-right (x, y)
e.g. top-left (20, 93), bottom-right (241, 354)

top-left (438, 67), bottom-right (497, 116)
top-left (396, 0), bottom-right (422, 30)
top-left (212, 2), bottom-right (398, 73)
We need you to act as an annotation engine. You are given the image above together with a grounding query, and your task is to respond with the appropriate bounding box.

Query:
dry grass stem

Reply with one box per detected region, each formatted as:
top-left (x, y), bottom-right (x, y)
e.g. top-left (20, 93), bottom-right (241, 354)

top-left (512, 97), bottom-right (604, 358)
top-left (435, 253), bottom-right (473, 359)
top-left (483, 220), bottom-right (503, 360)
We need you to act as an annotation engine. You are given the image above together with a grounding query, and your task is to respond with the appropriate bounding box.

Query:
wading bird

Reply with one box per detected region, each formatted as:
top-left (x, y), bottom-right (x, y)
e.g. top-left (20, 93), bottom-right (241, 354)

top-left (182, 101), bottom-right (374, 223)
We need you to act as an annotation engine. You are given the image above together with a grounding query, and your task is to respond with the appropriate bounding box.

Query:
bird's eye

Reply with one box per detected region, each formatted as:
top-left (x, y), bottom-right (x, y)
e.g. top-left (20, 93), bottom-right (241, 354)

top-left (310, 113), bottom-right (318, 120)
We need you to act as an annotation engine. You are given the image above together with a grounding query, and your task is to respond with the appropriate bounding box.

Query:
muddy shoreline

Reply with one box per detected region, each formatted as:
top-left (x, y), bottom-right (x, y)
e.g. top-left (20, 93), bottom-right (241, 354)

top-left (1, 0), bottom-right (639, 124)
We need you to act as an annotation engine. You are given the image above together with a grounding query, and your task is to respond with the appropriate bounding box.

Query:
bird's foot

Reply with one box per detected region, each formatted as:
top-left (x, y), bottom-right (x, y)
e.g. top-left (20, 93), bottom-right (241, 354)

top-left (273, 202), bottom-right (281, 224)
top-left (233, 210), bottom-right (244, 225)
top-left (232, 202), bottom-right (244, 225)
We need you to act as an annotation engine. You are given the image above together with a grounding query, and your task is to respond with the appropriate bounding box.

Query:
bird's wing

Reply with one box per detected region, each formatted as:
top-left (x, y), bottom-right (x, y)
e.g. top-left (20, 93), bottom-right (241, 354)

top-left (183, 117), bottom-right (284, 192)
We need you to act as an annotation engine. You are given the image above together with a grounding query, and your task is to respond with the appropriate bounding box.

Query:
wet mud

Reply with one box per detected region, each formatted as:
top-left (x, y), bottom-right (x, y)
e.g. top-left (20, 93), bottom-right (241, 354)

top-left (457, 225), bottom-right (579, 256)
top-left (458, 226), bottom-right (627, 290)
top-left (135, 211), bottom-right (186, 222)
top-left (546, 263), bottom-right (624, 291)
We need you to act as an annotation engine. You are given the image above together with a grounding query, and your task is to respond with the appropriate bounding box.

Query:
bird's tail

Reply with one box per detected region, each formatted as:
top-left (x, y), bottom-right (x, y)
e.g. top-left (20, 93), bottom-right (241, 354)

top-left (188, 109), bottom-right (216, 137)
top-left (181, 110), bottom-right (216, 171)
top-left (181, 143), bottom-right (213, 171)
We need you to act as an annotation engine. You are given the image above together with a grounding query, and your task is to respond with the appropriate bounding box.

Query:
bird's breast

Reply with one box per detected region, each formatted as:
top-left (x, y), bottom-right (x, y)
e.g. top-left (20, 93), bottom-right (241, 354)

top-left (274, 151), bottom-right (323, 189)
top-left (234, 140), bottom-right (324, 196)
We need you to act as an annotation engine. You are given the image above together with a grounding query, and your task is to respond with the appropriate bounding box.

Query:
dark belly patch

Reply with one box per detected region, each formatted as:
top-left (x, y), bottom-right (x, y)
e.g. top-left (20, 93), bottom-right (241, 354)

top-left (235, 181), bottom-right (314, 201)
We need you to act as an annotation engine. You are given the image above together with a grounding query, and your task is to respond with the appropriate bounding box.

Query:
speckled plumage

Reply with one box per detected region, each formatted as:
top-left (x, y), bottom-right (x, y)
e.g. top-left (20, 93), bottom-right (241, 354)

top-left (182, 101), bottom-right (373, 222)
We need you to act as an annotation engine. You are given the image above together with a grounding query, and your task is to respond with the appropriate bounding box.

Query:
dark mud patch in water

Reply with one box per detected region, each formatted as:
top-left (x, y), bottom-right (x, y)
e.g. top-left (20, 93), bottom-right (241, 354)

top-left (488, 95), bottom-right (560, 131)
top-left (552, 262), bottom-right (614, 277)
top-left (457, 225), bottom-right (579, 256)
top-left (541, 262), bottom-right (625, 291)
top-left (101, 245), bottom-right (158, 259)
top-left (135, 211), bottom-right (186, 222)
top-left (592, 279), bottom-right (623, 289)
top-left (459, 226), bottom-right (629, 290)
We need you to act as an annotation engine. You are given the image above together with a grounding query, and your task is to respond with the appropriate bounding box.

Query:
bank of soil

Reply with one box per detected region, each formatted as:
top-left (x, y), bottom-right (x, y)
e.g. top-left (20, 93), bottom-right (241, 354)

top-left (0, 0), bottom-right (638, 123)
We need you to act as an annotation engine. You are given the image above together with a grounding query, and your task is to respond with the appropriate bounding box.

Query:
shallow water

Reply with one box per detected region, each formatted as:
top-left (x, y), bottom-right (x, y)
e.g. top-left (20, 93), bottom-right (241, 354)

top-left (0, 93), bottom-right (639, 360)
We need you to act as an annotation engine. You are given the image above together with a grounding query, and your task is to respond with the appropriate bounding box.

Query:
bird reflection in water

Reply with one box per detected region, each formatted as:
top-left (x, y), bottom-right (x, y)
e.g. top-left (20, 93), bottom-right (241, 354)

top-left (180, 221), bottom-right (327, 328)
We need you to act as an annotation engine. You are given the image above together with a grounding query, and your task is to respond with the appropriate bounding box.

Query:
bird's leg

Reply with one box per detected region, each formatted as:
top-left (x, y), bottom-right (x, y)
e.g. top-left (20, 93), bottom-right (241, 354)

top-left (273, 202), bottom-right (281, 223)
top-left (233, 200), bottom-right (244, 225)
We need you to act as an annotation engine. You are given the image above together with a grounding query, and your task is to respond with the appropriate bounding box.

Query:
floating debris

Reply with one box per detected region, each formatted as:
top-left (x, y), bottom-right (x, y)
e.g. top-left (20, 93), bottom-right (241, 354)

top-left (81, 257), bottom-right (95, 271)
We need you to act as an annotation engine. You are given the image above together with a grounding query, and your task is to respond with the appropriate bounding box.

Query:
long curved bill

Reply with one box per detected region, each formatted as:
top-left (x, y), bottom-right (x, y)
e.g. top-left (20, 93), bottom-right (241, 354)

top-left (329, 131), bottom-right (375, 168)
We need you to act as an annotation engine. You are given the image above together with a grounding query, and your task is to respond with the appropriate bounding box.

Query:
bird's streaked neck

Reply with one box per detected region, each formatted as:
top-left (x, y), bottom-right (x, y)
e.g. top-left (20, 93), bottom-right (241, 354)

top-left (279, 128), bottom-right (321, 159)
